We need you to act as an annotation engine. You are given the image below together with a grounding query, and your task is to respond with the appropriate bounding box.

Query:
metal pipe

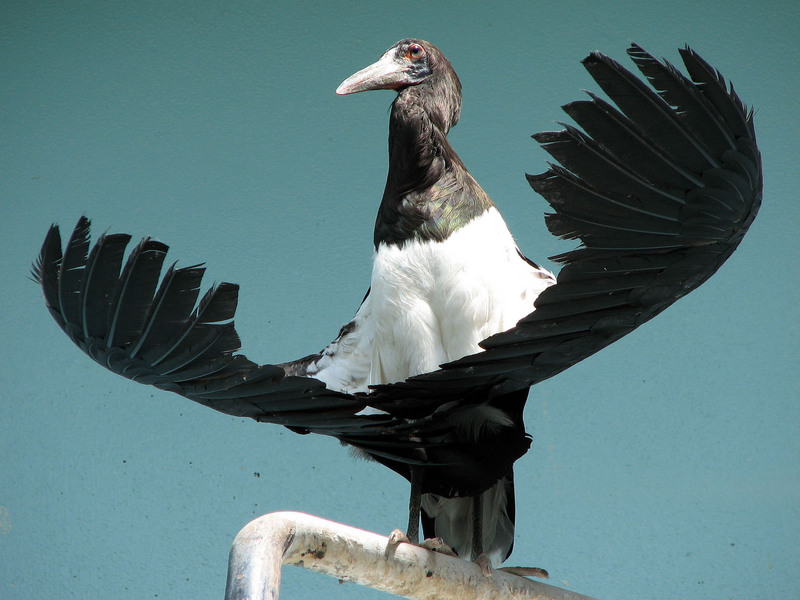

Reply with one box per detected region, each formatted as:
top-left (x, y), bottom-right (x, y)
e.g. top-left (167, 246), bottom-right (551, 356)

top-left (225, 511), bottom-right (599, 600)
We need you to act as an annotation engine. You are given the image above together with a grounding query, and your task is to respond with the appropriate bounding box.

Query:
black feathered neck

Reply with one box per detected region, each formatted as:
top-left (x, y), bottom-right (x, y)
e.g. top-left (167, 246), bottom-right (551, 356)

top-left (373, 42), bottom-right (494, 249)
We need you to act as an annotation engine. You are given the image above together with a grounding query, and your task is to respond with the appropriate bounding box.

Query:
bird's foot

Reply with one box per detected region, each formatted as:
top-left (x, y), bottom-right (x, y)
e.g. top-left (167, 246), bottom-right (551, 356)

top-left (420, 537), bottom-right (457, 556)
top-left (385, 530), bottom-right (458, 557)
top-left (498, 565), bottom-right (549, 579)
top-left (473, 553), bottom-right (494, 576)
top-left (385, 528), bottom-right (410, 556)
top-left (387, 528), bottom-right (410, 545)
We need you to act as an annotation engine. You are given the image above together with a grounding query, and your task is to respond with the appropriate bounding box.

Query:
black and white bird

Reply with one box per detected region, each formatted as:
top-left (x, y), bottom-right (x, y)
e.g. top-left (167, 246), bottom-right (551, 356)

top-left (33, 40), bottom-right (761, 567)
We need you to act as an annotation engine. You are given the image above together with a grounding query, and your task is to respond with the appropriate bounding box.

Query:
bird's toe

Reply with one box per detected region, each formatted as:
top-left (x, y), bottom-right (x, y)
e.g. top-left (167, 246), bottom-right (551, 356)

top-left (498, 565), bottom-right (549, 579)
top-left (385, 528), bottom-right (410, 555)
top-left (420, 537), bottom-right (457, 556)
top-left (473, 553), bottom-right (494, 576)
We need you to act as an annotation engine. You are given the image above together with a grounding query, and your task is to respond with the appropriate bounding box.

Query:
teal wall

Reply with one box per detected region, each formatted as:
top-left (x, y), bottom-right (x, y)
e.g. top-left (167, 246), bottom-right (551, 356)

top-left (2, 1), bottom-right (798, 598)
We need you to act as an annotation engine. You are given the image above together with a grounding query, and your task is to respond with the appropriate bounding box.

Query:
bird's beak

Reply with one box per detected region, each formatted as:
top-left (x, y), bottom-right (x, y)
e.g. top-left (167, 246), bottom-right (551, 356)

top-left (336, 51), bottom-right (412, 95)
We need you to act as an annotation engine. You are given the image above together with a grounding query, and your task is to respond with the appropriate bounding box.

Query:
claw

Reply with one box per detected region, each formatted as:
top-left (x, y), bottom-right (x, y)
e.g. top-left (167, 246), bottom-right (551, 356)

top-left (473, 553), bottom-right (493, 576)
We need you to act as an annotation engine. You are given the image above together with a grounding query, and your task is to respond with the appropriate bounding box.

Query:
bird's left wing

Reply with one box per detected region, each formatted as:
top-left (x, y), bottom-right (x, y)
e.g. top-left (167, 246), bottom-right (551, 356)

top-left (32, 219), bottom-right (374, 426)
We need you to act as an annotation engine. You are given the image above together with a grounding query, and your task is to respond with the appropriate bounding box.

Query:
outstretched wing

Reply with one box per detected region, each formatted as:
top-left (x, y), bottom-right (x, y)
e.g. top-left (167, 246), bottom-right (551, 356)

top-left (32, 218), bottom-right (373, 423)
top-left (368, 44), bottom-right (761, 415)
top-left (33, 44), bottom-right (761, 499)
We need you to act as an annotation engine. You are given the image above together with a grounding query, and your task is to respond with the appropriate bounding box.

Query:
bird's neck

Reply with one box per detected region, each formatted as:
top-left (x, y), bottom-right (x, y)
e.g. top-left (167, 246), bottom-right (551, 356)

top-left (373, 89), bottom-right (493, 249)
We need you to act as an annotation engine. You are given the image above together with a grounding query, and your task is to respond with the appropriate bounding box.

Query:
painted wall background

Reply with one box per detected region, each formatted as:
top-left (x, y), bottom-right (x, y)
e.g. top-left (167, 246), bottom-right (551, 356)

top-left (2, 1), bottom-right (797, 598)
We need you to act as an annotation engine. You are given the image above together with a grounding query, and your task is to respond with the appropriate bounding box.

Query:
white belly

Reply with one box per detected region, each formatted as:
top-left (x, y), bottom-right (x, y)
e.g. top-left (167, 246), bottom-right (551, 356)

top-left (368, 207), bottom-right (554, 385)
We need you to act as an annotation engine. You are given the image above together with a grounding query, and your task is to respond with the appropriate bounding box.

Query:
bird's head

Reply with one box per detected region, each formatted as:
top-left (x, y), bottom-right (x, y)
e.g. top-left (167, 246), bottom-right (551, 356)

top-left (337, 39), bottom-right (462, 133)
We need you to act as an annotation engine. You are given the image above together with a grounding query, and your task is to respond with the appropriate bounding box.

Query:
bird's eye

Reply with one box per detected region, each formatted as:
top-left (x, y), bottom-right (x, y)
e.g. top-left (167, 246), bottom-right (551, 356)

top-left (407, 44), bottom-right (425, 60)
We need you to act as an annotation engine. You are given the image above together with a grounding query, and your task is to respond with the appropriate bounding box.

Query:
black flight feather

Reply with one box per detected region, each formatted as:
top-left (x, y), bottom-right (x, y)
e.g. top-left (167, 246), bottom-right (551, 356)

top-left (131, 263), bottom-right (206, 360)
top-left (32, 224), bottom-right (64, 327)
top-left (81, 232), bottom-right (132, 339)
top-left (627, 44), bottom-right (736, 154)
top-left (106, 237), bottom-right (169, 349)
top-left (58, 215), bottom-right (92, 333)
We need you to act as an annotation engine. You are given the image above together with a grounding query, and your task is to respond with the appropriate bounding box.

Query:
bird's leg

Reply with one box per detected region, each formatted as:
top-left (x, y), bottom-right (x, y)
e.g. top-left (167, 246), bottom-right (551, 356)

top-left (386, 467), bottom-right (457, 557)
top-left (386, 466), bottom-right (422, 552)
top-left (470, 492), bottom-right (494, 575)
top-left (468, 491), bottom-right (548, 578)
top-left (470, 491), bottom-right (483, 560)
top-left (406, 465), bottom-right (422, 544)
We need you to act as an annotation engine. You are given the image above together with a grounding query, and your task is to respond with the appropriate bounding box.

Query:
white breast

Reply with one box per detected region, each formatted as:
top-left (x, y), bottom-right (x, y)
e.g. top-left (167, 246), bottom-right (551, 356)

top-left (307, 207), bottom-right (554, 394)
top-left (368, 206), bottom-right (554, 385)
